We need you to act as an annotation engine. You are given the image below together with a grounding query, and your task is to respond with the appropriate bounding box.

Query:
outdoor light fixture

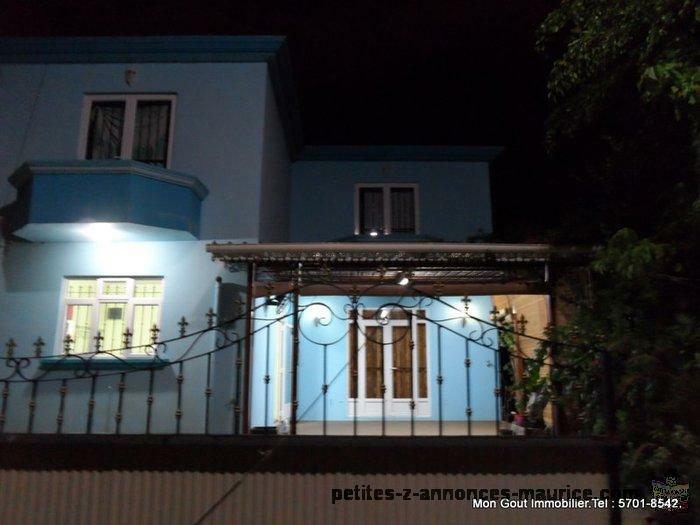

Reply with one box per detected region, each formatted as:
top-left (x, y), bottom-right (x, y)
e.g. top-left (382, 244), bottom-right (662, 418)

top-left (378, 307), bottom-right (390, 324)
top-left (461, 296), bottom-right (471, 327)
top-left (314, 313), bottom-right (330, 326)
top-left (80, 223), bottom-right (121, 242)
top-left (266, 294), bottom-right (283, 306)
top-left (396, 272), bottom-right (410, 286)
top-left (369, 230), bottom-right (379, 237)
top-left (305, 304), bottom-right (330, 326)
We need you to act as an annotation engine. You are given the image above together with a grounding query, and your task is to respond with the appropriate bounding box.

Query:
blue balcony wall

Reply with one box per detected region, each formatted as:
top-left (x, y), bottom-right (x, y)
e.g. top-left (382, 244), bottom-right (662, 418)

top-left (9, 160), bottom-right (207, 241)
top-left (250, 295), bottom-right (498, 428)
top-left (289, 158), bottom-right (494, 242)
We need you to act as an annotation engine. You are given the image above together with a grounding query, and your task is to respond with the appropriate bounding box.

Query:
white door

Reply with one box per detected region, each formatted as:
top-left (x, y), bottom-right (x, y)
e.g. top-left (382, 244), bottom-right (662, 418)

top-left (349, 313), bottom-right (430, 417)
top-left (274, 322), bottom-right (291, 428)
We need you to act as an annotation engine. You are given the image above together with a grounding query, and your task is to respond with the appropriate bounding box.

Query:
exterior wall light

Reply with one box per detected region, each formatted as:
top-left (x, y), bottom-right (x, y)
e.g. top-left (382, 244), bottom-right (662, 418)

top-left (266, 295), bottom-right (282, 306)
top-left (461, 296), bottom-right (471, 327)
top-left (81, 223), bottom-right (121, 242)
top-left (369, 230), bottom-right (379, 237)
top-left (305, 304), bottom-right (330, 327)
top-left (396, 273), bottom-right (410, 286)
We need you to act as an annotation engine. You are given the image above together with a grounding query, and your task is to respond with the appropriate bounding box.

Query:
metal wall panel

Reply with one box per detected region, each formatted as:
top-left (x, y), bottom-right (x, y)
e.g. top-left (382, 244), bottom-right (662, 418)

top-left (0, 469), bottom-right (616, 524)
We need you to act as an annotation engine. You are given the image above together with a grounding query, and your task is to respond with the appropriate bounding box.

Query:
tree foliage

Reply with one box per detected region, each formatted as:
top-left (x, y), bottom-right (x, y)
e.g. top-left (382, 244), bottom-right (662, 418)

top-left (535, 0), bottom-right (699, 240)
top-left (531, 0), bottom-right (700, 508)
top-left (537, 0), bottom-right (699, 144)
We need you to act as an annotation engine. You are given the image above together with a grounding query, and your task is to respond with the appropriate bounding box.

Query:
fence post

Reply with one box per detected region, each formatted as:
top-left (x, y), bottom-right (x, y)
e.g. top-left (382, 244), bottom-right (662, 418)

top-left (600, 349), bottom-right (616, 437)
top-left (290, 287), bottom-right (300, 435)
top-left (600, 348), bottom-right (621, 525)
top-left (242, 262), bottom-right (255, 434)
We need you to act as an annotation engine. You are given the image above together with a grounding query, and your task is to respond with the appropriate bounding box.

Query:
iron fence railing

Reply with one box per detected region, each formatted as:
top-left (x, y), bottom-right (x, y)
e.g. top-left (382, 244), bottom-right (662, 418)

top-left (0, 283), bottom-right (615, 438)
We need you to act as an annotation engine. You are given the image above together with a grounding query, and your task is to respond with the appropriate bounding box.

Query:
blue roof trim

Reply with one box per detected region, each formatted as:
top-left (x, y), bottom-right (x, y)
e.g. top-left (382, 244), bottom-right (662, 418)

top-left (0, 36), bottom-right (285, 63)
top-left (0, 36), bottom-right (304, 156)
top-left (297, 145), bottom-right (503, 162)
top-left (10, 159), bottom-right (209, 199)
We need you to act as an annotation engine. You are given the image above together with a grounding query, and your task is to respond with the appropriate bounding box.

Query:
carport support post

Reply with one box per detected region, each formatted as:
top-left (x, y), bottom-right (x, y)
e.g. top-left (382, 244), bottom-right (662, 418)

top-left (242, 262), bottom-right (255, 435)
top-left (546, 261), bottom-right (563, 436)
top-left (290, 285), bottom-right (300, 435)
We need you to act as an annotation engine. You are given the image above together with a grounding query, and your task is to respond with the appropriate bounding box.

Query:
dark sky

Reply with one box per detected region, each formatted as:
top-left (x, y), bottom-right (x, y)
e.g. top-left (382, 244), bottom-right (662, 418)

top-left (1, 0), bottom-right (562, 239)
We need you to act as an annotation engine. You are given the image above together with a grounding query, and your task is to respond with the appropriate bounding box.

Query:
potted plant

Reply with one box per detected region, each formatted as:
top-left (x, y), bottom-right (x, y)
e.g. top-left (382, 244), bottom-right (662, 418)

top-left (513, 396), bottom-right (527, 426)
top-left (511, 350), bottom-right (551, 429)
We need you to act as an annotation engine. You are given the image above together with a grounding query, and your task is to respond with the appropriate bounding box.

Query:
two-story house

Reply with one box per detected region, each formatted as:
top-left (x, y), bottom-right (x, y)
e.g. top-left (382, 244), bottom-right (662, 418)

top-left (0, 37), bottom-right (612, 524)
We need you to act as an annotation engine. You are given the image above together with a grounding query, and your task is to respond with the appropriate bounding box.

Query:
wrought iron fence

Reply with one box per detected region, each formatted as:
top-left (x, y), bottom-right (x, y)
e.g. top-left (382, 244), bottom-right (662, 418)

top-left (0, 280), bottom-right (615, 438)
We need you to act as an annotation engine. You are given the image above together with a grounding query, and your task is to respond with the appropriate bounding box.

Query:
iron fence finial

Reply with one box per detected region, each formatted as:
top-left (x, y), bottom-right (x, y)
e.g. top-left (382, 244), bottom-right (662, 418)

top-left (33, 337), bottom-right (45, 358)
top-left (5, 338), bottom-right (17, 358)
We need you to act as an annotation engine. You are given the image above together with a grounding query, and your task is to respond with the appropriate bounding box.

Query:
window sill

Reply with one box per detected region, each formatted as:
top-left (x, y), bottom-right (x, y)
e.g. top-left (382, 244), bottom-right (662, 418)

top-left (39, 356), bottom-right (170, 371)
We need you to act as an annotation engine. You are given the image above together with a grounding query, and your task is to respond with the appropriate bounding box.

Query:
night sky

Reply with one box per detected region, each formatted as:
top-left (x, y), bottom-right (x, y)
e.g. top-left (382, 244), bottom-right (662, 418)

top-left (1, 1), bottom-right (562, 239)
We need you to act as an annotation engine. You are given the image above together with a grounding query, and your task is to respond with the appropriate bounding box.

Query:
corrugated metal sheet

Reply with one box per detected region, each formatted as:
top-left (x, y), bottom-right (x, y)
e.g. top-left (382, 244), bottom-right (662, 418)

top-left (0, 470), bottom-right (615, 524)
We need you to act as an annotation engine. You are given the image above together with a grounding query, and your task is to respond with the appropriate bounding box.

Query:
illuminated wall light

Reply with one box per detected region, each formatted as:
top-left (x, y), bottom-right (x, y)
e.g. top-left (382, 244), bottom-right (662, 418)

top-left (80, 223), bottom-right (123, 242)
top-left (396, 272), bottom-right (410, 286)
top-left (461, 296), bottom-right (471, 327)
top-left (378, 307), bottom-right (389, 324)
top-left (305, 303), bottom-right (330, 326)
top-left (369, 230), bottom-right (379, 237)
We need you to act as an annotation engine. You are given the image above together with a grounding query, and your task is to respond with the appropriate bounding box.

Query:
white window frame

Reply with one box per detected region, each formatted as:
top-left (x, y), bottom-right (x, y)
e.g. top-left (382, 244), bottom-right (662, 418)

top-left (78, 94), bottom-right (177, 168)
top-left (354, 183), bottom-right (420, 235)
top-left (57, 277), bottom-right (164, 357)
top-left (348, 307), bottom-right (430, 418)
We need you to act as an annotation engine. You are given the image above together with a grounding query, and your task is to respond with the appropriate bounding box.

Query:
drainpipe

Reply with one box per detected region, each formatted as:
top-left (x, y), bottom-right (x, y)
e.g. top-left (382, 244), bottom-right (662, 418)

top-left (242, 263), bottom-right (255, 434)
top-left (290, 288), bottom-right (300, 435)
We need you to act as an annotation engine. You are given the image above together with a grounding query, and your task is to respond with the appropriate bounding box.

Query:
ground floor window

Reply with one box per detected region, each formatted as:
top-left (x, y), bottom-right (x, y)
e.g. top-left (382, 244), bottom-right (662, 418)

top-left (62, 277), bottom-right (163, 355)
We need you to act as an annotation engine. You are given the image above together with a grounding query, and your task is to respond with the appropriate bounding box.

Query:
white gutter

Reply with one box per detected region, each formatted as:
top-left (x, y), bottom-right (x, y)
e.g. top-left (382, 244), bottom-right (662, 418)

top-left (206, 242), bottom-right (582, 256)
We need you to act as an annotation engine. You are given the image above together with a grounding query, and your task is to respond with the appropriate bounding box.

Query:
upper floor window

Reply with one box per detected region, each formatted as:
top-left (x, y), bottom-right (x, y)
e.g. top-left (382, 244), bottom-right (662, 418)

top-left (355, 184), bottom-right (419, 235)
top-left (61, 277), bottom-right (164, 356)
top-left (81, 95), bottom-right (176, 167)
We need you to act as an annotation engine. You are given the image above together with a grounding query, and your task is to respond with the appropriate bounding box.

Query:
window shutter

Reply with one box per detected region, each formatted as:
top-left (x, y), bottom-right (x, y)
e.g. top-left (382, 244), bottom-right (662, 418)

top-left (132, 101), bottom-right (171, 166)
top-left (359, 187), bottom-right (384, 234)
top-left (86, 101), bottom-right (125, 160)
top-left (390, 187), bottom-right (415, 233)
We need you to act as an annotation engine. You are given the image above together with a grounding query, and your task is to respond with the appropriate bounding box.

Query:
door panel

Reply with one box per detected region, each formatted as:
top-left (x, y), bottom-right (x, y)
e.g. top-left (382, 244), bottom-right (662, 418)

top-left (349, 319), bottom-right (430, 418)
top-left (417, 323), bottom-right (428, 398)
top-left (392, 326), bottom-right (412, 398)
top-left (365, 326), bottom-right (384, 399)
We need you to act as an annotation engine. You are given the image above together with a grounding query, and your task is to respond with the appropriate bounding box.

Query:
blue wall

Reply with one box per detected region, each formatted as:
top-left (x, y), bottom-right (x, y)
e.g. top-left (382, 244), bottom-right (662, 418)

top-left (0, 240), bottom-right (245, 434)
top-left (259, 75), bottom-right (292, 242)
top-left (250, 295), bottom-right (498, 427)
top-left (289, 160), bottom-right (493, 242)
top-left (0, 62), bottom-right (277, 241)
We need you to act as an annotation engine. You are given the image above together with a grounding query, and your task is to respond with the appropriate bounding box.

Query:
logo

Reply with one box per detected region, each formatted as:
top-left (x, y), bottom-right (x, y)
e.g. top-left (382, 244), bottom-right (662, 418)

top-left (652, 477), bottom-right (689, 511)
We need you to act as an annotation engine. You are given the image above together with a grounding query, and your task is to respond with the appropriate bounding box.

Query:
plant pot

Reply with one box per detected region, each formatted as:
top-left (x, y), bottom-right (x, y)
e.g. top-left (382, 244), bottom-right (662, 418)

top-left (514, 413), bottom-right (526, 426)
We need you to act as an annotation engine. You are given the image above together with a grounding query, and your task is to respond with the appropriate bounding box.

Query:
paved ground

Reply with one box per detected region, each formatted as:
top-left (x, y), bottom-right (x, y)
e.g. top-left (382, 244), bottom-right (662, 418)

top-left (295, 420), bottom-right (499, 436)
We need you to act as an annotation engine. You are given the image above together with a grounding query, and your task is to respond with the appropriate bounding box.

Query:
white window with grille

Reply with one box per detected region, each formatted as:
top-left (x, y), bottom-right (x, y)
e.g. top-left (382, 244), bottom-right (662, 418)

top-left (60, 277), bottom-right (164, 356)
top-left (79, 94), bottom-right (176, 167)
top-left (355, 183), bottom-right (419, 235)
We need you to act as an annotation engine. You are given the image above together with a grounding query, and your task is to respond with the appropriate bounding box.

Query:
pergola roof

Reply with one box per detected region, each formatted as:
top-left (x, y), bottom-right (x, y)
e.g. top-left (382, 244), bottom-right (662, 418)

top-left (207, 242), bottom-right (591, 296)
top-left (206, 242), bottom-right (587, 264)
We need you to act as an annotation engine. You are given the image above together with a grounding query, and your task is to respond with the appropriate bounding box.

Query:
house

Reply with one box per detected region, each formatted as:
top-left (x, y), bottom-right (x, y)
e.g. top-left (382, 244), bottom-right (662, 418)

top-left (0, 37), bottom-right (615, 524)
